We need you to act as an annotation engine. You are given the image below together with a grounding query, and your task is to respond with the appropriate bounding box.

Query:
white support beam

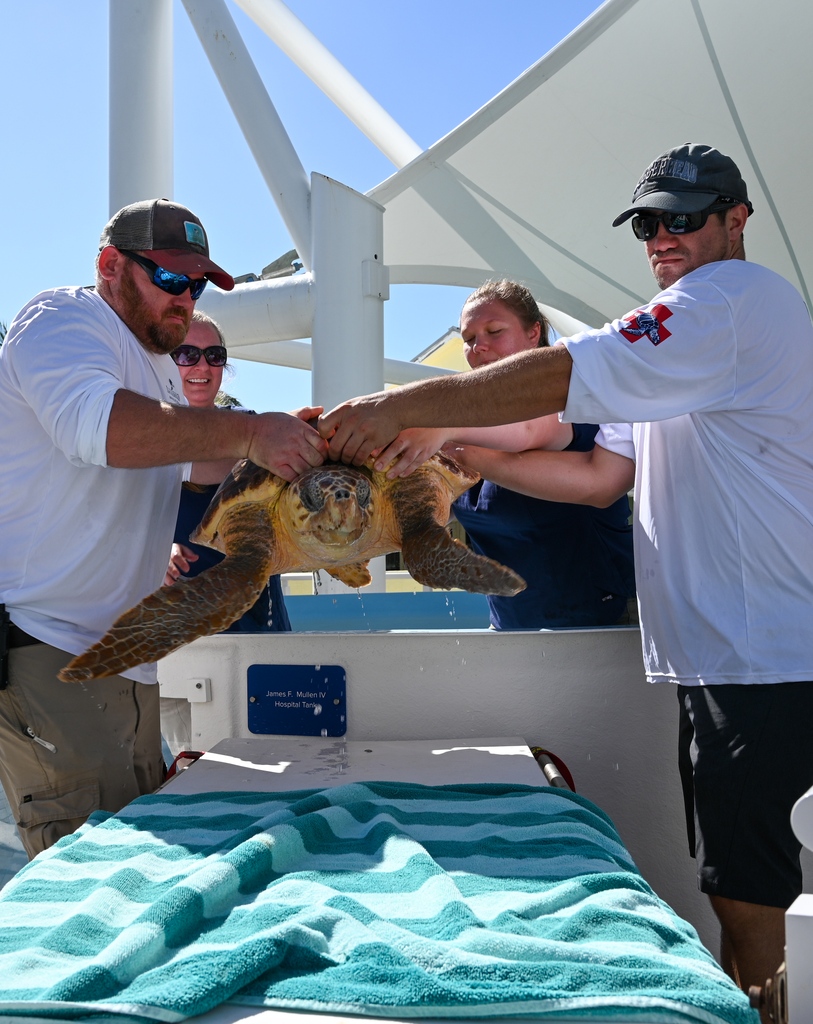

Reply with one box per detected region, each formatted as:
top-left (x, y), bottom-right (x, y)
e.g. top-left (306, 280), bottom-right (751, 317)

top-left (198, 275), bottom-right (456, 384)
top-left (109, 0), bottom-right (173, 214)
top-left (196, 274), bottom-right (314, 346)
top-left (182, 0), bottom-right (313, 269)
top-left (310, 173), bottom-right (388, 592)
top-left (226, 337), bottom-right (457, 386)
top-left (233, 0), bottom-right (422, 169)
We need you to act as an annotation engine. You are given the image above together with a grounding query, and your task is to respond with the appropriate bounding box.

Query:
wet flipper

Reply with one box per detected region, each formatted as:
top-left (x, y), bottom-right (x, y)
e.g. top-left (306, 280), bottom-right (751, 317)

top-left (326, 561), bottom-right (373, 588)
top-left (392, 466), bottom-right (526, 597)
top-left (59, 504), bottom-right (277, 683)
top-left (401, 522), bottom-right (525, 596)
top-left (58, 554), bottom-right (269, 682)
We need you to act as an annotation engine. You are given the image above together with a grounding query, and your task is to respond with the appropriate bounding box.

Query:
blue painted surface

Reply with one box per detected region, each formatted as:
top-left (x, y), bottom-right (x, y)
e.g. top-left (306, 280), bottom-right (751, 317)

top-left (285, 591), bottom-right (491, 631)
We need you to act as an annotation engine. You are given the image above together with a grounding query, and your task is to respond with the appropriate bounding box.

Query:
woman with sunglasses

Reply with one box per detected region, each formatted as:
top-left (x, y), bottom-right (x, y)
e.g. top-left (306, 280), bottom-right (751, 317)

top-left (160, 312), bottom-right (291, 756)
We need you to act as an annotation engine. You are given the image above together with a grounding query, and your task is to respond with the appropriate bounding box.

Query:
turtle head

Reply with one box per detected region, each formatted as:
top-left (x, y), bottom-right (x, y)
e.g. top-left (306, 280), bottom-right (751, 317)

top-left (297, 473), bottom-right (371, 514)
top-left (284, 464), bottom-right (376, 552)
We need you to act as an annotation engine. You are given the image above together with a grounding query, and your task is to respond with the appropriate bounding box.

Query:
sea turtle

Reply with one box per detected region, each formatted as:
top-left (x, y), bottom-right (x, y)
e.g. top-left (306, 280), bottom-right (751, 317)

top-left (59, 453), bottom-right (526, 681)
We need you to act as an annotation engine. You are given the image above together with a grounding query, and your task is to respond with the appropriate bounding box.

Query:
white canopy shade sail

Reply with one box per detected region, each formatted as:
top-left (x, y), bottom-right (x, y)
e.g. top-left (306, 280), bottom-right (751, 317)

top-left (370, 0), bottom-right (812, 331)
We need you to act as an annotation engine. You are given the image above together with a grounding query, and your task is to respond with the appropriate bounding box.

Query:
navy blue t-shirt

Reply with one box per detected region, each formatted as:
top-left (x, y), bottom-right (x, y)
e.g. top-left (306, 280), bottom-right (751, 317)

top-left (174, 481), bottom-right (291, 633)
top-left (452, 423), bottom-right (635, 630)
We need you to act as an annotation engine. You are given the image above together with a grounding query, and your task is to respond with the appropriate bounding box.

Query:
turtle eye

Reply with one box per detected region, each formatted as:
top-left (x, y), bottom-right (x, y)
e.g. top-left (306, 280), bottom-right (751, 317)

top-left (356, 478), bottom-right (372, 509)
top-left (299, 479), bottom-right (325, 512)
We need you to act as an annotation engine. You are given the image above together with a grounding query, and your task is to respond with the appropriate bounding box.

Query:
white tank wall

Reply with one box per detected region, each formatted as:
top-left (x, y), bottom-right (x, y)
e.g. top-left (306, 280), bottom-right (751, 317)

top-left (160, 626), bottom-right (729, 951)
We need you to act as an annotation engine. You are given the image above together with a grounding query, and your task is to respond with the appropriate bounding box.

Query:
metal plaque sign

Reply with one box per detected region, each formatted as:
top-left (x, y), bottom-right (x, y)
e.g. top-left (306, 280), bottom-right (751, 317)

top-left (246, 664), bottom-right (347, 736)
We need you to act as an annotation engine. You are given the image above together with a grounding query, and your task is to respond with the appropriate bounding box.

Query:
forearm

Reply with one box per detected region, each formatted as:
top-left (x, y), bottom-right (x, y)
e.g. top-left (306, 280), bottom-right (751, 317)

top-left (374, 412), bottom-right (573, 478)
top-left (321, 346), bottom-right (573, 466)
top-left (388, 345), bottom-right (572, 428)
top-left (447, 414), bottom-right (572, 452)
top-left (106, 390), bottom-right (255, 468)
top-left (456, 444), bottom-right (634, 508)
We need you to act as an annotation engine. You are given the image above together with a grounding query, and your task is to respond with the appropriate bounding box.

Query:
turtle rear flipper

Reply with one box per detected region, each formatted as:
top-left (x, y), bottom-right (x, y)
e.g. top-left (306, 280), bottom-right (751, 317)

top-left (401, 523), bottom-right (526, 596)
top-left (326, 561), bottom-right (372, 588)
top-left (58, 553), bottom-right (269, 682)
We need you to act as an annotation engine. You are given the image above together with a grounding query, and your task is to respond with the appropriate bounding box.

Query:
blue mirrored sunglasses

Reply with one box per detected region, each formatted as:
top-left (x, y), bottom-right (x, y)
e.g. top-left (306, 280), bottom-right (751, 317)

top-left (119, 249), bottom-right (208, 300)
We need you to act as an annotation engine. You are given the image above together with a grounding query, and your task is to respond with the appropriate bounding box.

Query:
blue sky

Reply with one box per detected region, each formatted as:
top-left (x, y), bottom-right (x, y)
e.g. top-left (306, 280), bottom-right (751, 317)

top-left (1, 0), bottom-right (603, 413)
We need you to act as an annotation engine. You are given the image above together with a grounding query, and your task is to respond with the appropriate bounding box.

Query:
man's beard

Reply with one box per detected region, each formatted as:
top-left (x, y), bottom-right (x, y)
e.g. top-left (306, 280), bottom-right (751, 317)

top-left (118, 264), bottom-right (191, 354)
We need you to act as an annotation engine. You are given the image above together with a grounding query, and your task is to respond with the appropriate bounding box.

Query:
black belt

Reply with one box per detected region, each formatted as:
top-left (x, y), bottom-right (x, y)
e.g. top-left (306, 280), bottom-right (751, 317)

top-left (8, 623), bottom-right (41, 648)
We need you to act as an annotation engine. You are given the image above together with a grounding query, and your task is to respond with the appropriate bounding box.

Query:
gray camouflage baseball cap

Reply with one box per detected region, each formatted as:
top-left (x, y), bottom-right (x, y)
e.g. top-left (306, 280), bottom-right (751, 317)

top-left (100, 198), bottom-right (234, 291)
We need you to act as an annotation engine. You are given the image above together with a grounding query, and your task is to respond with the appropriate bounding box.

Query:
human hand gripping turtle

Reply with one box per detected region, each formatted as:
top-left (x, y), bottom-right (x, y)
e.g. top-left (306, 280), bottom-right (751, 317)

top-left (164, 404), bottom-right (326, 585)
top-left (58, 407), bottom-right (525, 682)
top-left (317, 389), bottom-right (404, 467)
top-left (243, 405), bottom-right (328, 482)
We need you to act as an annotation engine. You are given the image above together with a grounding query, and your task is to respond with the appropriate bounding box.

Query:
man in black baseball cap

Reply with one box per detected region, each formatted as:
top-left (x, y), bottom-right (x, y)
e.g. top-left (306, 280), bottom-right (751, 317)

top-left (0, 199), bottom-right (326, 862)
top-left (316, 143), bottom-right (813, 1002)
top-left (611, 143), bottom-right (754, 291)
top-left (612, 143), bottom-right (753, 223)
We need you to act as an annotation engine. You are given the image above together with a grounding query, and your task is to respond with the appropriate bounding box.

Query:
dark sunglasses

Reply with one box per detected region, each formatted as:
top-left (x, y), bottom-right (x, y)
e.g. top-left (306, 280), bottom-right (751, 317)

top-left (630, 199), bottom-right (740, 241)
top-left (119, 249), bottom-right (208, 300)
top-left (170, 344), bottom-right (228, 367)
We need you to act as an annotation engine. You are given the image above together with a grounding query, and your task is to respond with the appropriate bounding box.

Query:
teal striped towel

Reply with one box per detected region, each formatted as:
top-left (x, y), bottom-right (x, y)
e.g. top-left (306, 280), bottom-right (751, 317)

top-left (0, 782), bottom-right (755, 1022)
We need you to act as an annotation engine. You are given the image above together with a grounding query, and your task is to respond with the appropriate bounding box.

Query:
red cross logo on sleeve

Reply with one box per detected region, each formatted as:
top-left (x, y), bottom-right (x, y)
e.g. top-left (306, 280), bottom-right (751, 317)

top-left (618, 303), bottom-right (673, 345)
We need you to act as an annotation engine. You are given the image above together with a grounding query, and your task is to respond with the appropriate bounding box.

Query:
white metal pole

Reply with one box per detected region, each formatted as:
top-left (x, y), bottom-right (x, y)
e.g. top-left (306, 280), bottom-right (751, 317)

top-left (198, 276), bottom-right (456, 384)
top-left (311, 173), bottom-right (388, 592)
top-left (182, 0), bottom-right (313, 269)
top-left (311, 173), bottom-right (386, 410)
top-left (109, 0), bottom-right (174, 215)
top-left (233, 0), bottom-right (422, 169)
top-left (197, 274), bottom-right (315, 347)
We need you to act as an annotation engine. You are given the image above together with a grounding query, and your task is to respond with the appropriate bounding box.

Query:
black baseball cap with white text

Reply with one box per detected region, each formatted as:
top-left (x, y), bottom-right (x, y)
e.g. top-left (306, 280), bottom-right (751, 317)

top-left (612, 144), bottom-right (753, 226)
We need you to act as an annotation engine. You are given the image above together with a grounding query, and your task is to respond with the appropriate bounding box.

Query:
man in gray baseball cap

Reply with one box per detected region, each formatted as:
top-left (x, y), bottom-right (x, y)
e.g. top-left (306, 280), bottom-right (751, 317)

top-left (99, 198), bottom-right (234, 291)
top-left (0, 198), bottom-right (327, 860)
top-left (317, 144), bottom-right (813, 1001)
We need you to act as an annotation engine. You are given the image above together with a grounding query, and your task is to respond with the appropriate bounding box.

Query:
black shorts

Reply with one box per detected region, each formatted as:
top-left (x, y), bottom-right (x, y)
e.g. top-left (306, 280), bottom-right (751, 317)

top-left (677, 680), bottom-right (813, 908)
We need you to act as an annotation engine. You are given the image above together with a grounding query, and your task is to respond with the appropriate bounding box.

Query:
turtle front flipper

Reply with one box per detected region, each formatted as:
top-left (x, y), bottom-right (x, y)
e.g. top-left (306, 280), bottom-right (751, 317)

top-left (58, 554), bottom-right (268, 682)
top-left (59, 505), bottom-right (278, 683)
top-left (401, 522), bottom-right (525, 596)
top-left (391, 470), bottom-right (525, 597)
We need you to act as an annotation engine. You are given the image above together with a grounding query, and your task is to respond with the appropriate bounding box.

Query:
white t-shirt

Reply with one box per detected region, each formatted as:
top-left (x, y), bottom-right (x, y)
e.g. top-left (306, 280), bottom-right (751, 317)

top-left (562, 260), bottom-right (813, 686)
top-left (0, 287), bottom-right (186, 684)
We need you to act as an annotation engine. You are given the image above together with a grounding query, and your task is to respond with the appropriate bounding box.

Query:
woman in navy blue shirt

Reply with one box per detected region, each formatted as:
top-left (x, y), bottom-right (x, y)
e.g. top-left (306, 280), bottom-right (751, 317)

top-left (165, 312), bottom-right (291, 633)
top-left (161, 313), bottom-right (292, 758)
top-left (376, 281), bottom-right (635, 630)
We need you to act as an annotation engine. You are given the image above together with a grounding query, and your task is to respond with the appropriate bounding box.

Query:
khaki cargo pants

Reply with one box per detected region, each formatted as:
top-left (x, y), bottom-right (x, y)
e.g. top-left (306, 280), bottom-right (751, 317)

top-left (0, 642), bottom-right (164, 859)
